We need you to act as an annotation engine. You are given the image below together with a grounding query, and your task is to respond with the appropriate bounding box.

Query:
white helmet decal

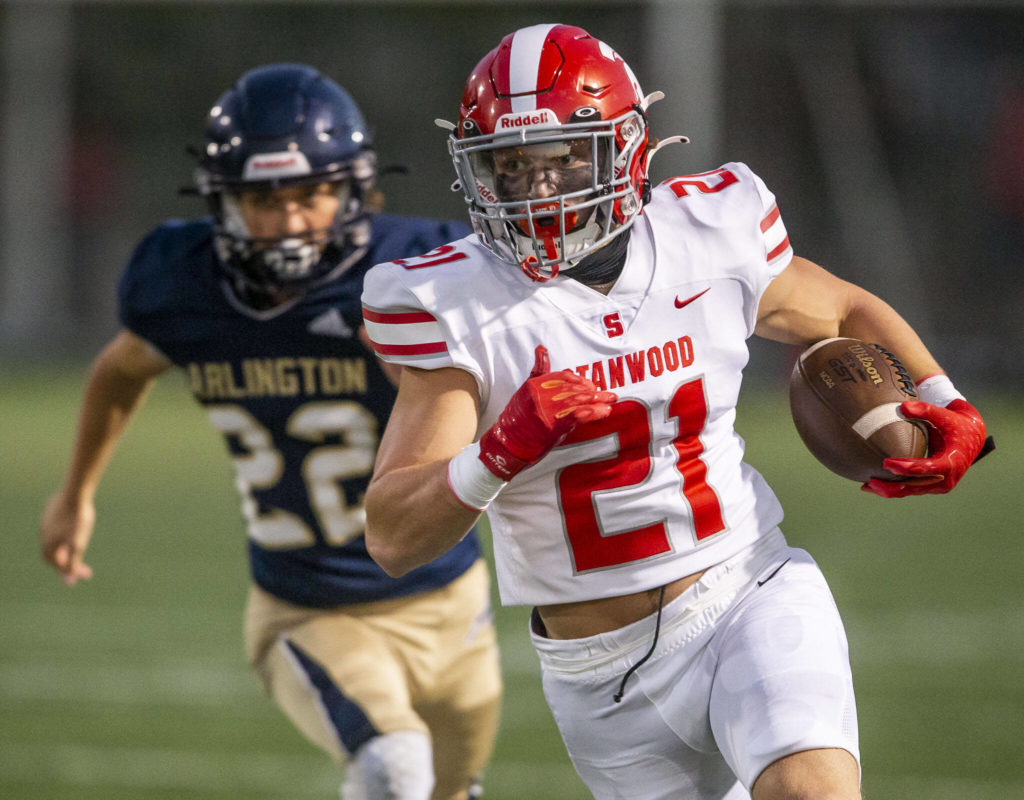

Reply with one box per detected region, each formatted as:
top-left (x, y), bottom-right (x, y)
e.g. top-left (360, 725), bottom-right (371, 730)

top-left (242, 151), bottom-right (313, 181)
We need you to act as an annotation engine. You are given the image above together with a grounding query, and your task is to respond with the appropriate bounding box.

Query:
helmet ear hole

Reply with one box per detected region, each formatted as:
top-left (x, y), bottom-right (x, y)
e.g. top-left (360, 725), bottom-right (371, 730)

top-left (569, 107), bottom-right (601, 123)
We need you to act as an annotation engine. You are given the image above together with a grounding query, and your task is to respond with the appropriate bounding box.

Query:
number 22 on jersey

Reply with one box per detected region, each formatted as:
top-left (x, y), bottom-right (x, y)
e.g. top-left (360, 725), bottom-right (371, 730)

top-left (206, 401), bottom-right (377, 549)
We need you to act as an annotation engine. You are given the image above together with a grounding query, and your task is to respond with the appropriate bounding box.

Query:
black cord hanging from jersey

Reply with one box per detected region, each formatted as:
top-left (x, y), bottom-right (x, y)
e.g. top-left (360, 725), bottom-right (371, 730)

top-left (613, 584), bottom-right (667, 703)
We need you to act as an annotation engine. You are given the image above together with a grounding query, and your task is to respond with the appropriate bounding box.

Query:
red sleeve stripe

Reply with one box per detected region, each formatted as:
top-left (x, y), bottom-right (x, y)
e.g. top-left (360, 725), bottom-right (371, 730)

top-left (759, 203), bottom-right (791, 264)
top-left (362, 303), bottom-right (449, 361)
top-left (759, 204), bottom-right (781, 232)
top-left (767, 235), bottom-right (791, 263)
top-left (362, 307), bottom-right (437, 325)
top-left (370, 340), bottom-right (448, 356)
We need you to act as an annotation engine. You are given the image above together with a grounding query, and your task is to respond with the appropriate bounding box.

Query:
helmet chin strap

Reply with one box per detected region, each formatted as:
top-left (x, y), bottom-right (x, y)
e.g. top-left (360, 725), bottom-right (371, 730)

top-left (520, 211), bottom-right (633, 286)
top-left (517, 202), bottom-right (579, 282)
top-left (519, 256), bottom-right (554, 282)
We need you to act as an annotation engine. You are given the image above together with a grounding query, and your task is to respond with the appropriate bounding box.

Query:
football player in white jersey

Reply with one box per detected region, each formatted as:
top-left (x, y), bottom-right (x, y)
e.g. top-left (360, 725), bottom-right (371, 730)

top-left (360, 24), bottom-right (990, 800)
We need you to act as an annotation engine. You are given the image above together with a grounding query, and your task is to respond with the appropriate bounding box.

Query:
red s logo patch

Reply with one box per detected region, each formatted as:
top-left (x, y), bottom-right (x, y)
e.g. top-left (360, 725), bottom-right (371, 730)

top-left (603, 313), bottom-right (624, 338)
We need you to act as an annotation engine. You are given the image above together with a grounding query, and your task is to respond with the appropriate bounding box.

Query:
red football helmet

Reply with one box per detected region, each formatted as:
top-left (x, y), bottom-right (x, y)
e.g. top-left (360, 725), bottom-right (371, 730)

top-left (447, 24), bottom-right (658, 281)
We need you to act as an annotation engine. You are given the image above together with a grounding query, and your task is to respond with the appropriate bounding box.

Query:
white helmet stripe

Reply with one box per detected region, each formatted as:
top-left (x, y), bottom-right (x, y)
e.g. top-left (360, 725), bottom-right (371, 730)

top-left (508, 24), bottom-right (556, 113)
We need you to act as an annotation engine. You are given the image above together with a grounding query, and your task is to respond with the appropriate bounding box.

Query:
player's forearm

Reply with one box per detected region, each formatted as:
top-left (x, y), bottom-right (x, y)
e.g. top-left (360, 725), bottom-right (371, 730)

top-left (58, 331), bottom-right (171, 503)
top-left (364, 460), bottom-right (482, 577)
top-left (757, 258), bottom-right (945, 383)
top-left (58, 361), bottom-right (155, 504)
top-left (836, 288), bottom-right (944, 383)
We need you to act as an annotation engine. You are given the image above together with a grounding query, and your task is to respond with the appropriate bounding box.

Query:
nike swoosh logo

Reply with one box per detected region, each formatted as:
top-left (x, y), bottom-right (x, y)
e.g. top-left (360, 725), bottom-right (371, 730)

top-left (674, 288), bottom-right (710, 309)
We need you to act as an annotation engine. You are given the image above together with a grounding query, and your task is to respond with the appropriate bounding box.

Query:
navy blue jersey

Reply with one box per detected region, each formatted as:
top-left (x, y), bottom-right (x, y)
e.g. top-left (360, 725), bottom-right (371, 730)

top-left (118, 213), bottom-right (480, 607)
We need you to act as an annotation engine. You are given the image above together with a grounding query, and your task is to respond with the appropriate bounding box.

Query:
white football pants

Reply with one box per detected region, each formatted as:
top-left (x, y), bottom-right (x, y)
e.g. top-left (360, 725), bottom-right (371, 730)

top-left (531, 529), bottom-right (859, 800)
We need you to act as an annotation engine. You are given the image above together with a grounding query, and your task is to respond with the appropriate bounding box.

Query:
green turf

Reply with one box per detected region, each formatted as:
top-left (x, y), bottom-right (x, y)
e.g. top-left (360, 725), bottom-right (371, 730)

top-left (2, 361), bottom-right (1021, 798)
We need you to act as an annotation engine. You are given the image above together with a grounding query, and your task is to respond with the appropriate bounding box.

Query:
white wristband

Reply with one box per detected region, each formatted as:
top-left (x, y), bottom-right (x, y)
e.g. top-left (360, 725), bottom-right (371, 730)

top-left (447, 442), bottom-right (508, 512)
top-left (915, 374), bottom-right (965, 408)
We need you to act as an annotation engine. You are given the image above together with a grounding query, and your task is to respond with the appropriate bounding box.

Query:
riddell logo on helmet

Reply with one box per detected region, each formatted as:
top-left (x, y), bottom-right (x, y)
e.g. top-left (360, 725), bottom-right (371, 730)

top-left (496, 109), bottom-right (558, 130)
top-left (242, 151), bottom-right (312, 180)
top-left (476, 181), bottom-right (498, 203)
top-left (252, 156), bottom-right (299, 170)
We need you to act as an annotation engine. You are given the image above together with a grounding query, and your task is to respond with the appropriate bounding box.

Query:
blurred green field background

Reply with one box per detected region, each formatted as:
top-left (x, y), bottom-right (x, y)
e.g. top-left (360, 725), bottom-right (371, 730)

top-left (2, 361), bottom-right (1021, 799)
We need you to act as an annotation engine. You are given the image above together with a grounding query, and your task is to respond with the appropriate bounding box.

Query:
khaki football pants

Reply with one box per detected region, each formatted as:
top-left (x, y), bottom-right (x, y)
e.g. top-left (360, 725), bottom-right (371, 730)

top-left (245, 559), bottom-right (502, 800)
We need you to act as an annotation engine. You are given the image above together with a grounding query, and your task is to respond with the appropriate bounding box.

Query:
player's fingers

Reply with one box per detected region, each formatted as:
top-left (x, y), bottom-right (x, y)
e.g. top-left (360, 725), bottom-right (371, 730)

top-left (63, 561), bottom-right (94, 587)
top-left (898, 399), bottom-right (928, 417)
top-left (882, 455), bottom-right (947, 476)
top-left (552, 389), bottom-right (616, 411)
top-left (862, 482), bottom-right (912, 498)
top-left (862, 473), bottom-right (945, 498)
top-left (861, 479), bottom-right (900, 497)
top-left (47, 535), bottom-right (83, 565)
top-left (883, 482), bottom-right (947, 498)
top-left (566, 403), bottom-right (614, 423)
top-left (540, 371), bottom-right (591, 392)
top-left (544, 368), bottom-right (597, 386)
top-left (530, 345), bottom-right (551, 378)
top-left (61, 540), bottom-right (93, 582)
top-left (861, 479), bottom-right (917, 498)
top-left (552, 387), bottom-right (615, 402)
top-left (48, 542), bottom-right (71, 570)
top-left (898, 474), bottom-right (945, 487)
top-left (569, 385), bottom-right (614, 400)
top-left (899, 399), bottom-right (952, 425)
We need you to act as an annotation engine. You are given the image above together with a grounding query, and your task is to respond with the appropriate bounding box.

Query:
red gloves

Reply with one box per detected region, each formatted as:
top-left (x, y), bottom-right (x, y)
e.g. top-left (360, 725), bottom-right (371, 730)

top-left (478, 345), bottom-right (617, 481)
top-left (862, 398), bottom-right (991, 498)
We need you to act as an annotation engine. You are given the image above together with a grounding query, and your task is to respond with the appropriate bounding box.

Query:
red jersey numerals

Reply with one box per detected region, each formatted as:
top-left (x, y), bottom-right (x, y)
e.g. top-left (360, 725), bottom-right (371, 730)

top-left (558, 400), bottom-right (672, 572)
top-left (393, 244), bottom-right (468, 269)
top-left (666, 168), bottom-right (738, 198)
top-left (556, 377), bottom-right (726, 572)
top-left (668, 379), bottom-right (726, 537)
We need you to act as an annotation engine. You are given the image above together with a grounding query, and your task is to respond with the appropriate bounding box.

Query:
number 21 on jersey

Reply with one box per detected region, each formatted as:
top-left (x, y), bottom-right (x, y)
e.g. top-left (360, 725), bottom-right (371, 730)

top-left (557, 377), bottom-right (725, 572)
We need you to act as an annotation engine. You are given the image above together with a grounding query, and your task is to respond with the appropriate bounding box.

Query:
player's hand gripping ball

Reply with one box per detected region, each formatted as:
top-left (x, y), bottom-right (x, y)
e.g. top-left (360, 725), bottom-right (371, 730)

top-left (789, 338), bottom-right (927, 483)
top-left (478, 345), bottom-right (617, 481)
top-left (862, 397), bottom-right (988, 497)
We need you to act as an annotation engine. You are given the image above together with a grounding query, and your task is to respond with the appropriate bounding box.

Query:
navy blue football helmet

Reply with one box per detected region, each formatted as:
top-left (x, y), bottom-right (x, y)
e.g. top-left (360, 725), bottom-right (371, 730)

top-left (195, 63), bottom-right (376, 308)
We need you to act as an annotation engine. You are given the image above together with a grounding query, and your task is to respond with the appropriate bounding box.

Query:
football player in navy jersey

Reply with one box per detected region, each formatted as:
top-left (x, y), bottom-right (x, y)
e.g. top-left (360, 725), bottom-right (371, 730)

top-left (39, 63), bottom-right (501, 800)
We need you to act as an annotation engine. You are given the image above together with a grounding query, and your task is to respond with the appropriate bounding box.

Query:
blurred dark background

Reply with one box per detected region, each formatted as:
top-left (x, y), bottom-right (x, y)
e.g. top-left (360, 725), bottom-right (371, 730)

top-left (2, 0), bottom-right (1022, 389)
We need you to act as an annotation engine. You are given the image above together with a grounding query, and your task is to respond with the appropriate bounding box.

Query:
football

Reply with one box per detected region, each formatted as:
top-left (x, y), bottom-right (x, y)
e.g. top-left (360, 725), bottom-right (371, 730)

top-left (789, 337), bottom-right (928, 482)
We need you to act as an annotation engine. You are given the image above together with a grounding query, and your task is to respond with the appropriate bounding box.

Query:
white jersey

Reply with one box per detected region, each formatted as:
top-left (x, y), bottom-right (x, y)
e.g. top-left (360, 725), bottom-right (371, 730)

top-left (362, 162), bottom-right (793, 606)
